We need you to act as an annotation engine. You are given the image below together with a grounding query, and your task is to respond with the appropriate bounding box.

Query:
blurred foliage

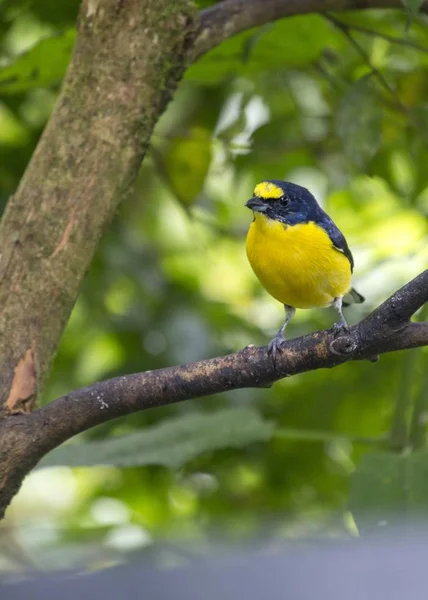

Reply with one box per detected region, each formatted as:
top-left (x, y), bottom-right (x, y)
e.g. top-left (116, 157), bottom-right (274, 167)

top-left (350, 448), bottom-right (428, 533)
top-left (0, 28), bottom-right (75, 93)
top-left (403, 0), bottom-right (425, 20)
top-left (0, 0), bottom-right (428, 574)
top-left (39, 408), bottom-right (274, 470)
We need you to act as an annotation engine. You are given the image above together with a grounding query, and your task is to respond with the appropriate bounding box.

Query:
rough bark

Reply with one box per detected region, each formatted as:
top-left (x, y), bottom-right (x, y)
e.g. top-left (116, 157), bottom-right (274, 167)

top-left (0, 0), bottom-right (196, 417)
top-left (0, 269), bottom-right (427, 517)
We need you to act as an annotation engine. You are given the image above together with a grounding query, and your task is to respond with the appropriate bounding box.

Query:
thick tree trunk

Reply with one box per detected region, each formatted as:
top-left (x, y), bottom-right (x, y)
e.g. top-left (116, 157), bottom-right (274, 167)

top-left (0, 0), bottom-right (196, 514)
top-left (0, 0), bottom-right (195, 417)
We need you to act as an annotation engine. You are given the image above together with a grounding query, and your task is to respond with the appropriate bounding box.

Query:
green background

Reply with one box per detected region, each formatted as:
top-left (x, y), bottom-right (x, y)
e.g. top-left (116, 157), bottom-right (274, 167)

top-left (0, 0), bottom-right (427, 573)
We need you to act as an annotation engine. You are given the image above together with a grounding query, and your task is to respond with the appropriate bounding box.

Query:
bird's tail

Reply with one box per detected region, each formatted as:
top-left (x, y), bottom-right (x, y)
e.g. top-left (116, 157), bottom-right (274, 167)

top-left (343, 287), bottom-right (365, 307)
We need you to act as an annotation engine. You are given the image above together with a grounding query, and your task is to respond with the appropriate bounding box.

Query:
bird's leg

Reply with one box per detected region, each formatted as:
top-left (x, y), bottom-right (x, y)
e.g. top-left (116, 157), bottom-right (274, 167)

top-left (268, 305), bottom-right (296, 357)
top-left (332, 296), bottom-right (348, 330)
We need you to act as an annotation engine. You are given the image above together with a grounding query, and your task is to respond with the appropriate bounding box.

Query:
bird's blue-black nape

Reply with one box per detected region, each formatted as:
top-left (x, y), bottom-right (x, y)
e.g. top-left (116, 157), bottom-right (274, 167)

top-left (253, 180), bottom-right (354, 272)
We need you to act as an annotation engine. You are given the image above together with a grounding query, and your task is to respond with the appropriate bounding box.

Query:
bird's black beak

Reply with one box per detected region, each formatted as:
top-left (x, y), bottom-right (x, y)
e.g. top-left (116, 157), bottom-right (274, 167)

top-left (245, 197), bottom-right (268, 213)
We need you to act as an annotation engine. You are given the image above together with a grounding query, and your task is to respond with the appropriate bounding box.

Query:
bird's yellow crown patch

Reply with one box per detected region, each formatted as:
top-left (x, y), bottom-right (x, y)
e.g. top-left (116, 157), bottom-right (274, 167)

top-left (254, 181), bottom-right (283, 200)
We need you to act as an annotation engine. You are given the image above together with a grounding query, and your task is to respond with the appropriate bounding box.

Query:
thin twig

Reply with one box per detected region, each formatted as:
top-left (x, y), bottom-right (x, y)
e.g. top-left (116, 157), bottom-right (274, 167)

top-left (326, 14), bottom-right (428, 55)
top-left (325, 13), bottom-right (428, 144)
top-left (194, 0), bottom-right (428, 61)
top-left (324, 13), bottom-right (408, 113)
top-left (313, 59), bottom-right (349, 92)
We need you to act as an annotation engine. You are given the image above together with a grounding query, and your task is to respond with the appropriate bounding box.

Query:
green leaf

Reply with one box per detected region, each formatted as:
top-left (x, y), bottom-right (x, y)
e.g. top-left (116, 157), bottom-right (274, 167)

top-left (402, 0), bottom-right (424, 17)
top-left (187, 15), bottom-right (341, 84)
top-left (335, 77), bottom-right (382, 167)
top-left (159, 126), bottom-right (212, 208)
top-left (350, 450), bottom-right (428, 531)
top-left (0, 29), bottom-right (75, 94)
top-left (39, 408), bottom-right (274, 470)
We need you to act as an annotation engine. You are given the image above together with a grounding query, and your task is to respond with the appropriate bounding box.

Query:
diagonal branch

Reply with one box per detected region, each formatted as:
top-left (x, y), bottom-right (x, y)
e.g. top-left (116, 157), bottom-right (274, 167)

top-left (360, 270), bottom-right (428, 327)
top-left (194, 0), bottom-right (427, 60)
top-left (0, 270), bottom-right (426, 517)
top-left (324, 14), bottom-right (415, 111)
top-left (23, 269), bottom-right (428, 455)
top-left (323, 14), bottom-right (428, 54)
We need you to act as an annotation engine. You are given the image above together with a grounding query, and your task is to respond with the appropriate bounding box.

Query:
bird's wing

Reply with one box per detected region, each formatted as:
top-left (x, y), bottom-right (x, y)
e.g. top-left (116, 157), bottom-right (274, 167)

top-left (318, 215), bottom-right (354, 273)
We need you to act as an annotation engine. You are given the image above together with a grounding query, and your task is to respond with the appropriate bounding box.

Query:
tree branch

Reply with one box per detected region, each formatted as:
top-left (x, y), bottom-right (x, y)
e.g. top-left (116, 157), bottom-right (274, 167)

top-left (323, 14), bottom-right (428, 54)
top-left (0, 269), bottom-right (424, 517)
top-left (194, 0), bottom-right (427, 60)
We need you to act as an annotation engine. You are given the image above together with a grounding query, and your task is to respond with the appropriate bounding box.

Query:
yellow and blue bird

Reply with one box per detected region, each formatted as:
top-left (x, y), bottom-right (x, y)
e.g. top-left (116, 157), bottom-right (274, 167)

top-left (245, 180), bottom-right (364, 355)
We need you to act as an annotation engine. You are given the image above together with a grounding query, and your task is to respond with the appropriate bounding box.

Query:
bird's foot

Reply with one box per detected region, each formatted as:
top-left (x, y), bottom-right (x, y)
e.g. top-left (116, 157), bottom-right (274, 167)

top-left (332, 321), bottom-right (349, 334)
top-left (268, 332), bottom-right (286, 359)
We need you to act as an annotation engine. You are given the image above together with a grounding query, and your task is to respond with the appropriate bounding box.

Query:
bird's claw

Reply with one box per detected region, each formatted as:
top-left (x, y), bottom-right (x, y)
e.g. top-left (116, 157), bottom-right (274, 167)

top-left (332, 321), bottom-right (349, 333)
top-left (268, 333), bottom-right (286, 359)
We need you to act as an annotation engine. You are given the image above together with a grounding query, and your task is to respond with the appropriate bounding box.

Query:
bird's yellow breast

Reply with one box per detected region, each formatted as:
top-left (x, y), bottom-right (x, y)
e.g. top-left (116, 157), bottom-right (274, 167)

top-left (246, 214), bottom-right (352, 309)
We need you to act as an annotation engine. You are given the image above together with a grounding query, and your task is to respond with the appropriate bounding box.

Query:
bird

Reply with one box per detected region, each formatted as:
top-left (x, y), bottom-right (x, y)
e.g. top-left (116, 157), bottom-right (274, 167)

top-left (245, 180), bottom-right (364, 356)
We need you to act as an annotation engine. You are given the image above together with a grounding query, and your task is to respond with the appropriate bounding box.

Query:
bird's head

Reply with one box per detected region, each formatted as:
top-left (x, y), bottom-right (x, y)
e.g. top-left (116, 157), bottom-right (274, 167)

top-left (245, 180), bottom-right (318, 223)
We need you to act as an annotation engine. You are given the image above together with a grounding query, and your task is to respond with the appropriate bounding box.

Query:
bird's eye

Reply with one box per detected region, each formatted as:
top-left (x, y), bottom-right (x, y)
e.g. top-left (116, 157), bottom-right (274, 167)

top-left (280, 195), bottom-right (289, 204)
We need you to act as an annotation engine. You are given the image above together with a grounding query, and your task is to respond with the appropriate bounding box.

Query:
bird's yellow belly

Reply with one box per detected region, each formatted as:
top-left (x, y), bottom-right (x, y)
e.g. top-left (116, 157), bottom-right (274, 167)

top-left (246, 215), bottom-right (352, 309)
